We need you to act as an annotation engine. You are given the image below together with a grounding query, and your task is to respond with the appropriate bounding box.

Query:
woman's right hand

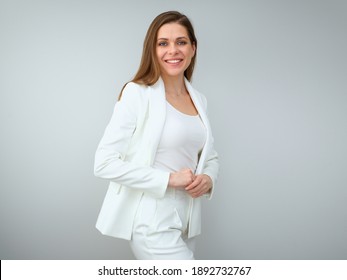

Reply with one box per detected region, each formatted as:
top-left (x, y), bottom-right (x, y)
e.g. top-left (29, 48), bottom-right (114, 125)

top-left (168, 168), bottom-right (195, 189)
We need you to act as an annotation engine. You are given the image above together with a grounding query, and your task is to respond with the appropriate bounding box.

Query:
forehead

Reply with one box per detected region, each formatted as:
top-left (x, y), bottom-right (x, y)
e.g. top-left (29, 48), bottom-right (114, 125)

top-left (157, 22), bottom-right (189, 39)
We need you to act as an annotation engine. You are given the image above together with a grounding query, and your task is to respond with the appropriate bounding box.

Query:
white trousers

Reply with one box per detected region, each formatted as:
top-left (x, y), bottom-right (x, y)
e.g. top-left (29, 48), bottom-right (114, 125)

top-left (129, 187), bottom-right (196, 260)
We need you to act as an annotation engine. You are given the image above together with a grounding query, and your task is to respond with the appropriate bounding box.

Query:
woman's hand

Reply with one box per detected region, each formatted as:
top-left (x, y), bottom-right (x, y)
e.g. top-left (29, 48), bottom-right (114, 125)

top-left (168, 168), bottom-right (195, 189)
top-left (185, 174), bottom-right (212, 198)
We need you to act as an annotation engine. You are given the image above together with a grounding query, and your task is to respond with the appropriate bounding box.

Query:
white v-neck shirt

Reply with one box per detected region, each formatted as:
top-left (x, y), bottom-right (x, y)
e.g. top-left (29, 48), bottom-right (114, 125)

top-left (152, 101), bottom-right (207, 173)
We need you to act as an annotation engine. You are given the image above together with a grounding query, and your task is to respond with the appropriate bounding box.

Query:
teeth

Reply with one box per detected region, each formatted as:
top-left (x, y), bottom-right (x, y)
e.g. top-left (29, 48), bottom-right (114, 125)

top-left (166, 60), bottom-right (181, 63)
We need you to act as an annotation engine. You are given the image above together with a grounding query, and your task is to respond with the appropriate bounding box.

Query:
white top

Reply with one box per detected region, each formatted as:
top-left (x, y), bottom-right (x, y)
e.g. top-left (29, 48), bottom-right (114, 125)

top-left (153, 101), bottom-right (207, 173)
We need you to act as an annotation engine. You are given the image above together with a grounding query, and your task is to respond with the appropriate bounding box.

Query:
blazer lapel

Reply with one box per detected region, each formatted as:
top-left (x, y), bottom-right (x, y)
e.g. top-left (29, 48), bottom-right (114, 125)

top-left (146, 78), bottom-right (167, 165)
top-left (184, 78), bottom-right (212, 174)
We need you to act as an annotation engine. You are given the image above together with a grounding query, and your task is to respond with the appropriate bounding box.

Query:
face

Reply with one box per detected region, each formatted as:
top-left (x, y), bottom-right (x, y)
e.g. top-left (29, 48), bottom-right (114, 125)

top-left (156, 22), bottom-right (196, 79)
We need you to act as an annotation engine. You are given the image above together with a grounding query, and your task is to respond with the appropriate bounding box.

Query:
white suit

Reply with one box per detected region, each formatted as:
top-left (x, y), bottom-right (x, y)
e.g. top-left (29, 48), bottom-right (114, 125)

top-left (94, 77), bottom-right (219, 241)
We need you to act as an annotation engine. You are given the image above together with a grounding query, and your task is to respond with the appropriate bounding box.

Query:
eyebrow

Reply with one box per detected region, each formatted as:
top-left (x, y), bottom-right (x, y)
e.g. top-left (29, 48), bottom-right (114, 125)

top-left (157, 36), bottom-right (189, 41)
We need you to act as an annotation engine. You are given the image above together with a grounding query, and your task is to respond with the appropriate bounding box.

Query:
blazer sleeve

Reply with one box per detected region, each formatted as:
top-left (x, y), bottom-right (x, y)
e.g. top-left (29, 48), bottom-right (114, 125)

top-left (94, 83), bottom-right (170, 198)
top-left (202, 148), bottom-right (219, 200)
top-left (199, 93), bottom-right (219, 200)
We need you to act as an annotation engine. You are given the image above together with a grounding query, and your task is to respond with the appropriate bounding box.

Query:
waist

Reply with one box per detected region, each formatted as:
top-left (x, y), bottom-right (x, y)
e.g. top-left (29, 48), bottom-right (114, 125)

top-left (164, 186), bottom-right (191, 201)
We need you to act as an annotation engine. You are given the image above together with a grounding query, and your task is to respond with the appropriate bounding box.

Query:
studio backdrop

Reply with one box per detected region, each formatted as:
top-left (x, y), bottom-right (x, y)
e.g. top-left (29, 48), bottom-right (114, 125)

top-left (1, 0), bottom-right (346, 259)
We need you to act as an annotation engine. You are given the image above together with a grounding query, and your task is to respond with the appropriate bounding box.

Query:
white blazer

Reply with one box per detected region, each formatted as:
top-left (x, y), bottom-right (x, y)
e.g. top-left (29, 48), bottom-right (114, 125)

top-left (94, 77), bottom-right (219, 240)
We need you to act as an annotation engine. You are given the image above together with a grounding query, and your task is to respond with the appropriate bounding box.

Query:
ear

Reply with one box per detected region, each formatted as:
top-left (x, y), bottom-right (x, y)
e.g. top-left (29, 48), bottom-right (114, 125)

top-left (191, 42), bottom-right (196, 57)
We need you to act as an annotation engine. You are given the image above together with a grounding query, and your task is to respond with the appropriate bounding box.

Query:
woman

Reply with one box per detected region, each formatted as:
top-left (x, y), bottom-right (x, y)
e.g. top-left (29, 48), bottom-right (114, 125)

top-left (94, 11), bottom-right (219, 259)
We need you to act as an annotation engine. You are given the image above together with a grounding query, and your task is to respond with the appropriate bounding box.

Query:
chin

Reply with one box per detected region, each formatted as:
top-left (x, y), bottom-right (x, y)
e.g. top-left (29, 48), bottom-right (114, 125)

top-left (162, 68), bottom-right (186, 78)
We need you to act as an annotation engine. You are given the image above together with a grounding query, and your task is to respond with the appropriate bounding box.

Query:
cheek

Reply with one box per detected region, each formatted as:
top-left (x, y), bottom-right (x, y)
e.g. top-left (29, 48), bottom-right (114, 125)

top-left (156, 47), bottom-right (165, 58)
top-left (156, 48), bottom-right (161, 59)
top-left (183, 47), bottom-right (194, 59)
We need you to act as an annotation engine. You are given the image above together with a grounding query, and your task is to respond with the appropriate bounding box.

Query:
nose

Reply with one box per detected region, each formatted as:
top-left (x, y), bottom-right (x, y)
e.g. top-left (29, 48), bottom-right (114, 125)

top-left (168, 43), bottom-right (179, 54)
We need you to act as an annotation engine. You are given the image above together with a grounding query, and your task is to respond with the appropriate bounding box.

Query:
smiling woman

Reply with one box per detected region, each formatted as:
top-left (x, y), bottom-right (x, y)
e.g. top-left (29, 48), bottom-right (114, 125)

top-left (156, 23), bottom-right (196, 81)
top-left (94, 11), bottom-right (219, 260)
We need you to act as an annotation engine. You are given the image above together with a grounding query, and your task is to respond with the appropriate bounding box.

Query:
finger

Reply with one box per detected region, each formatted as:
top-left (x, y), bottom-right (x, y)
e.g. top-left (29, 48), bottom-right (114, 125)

top-left (185, 178), bottom-right (200, 190)
top-left (185, 182), bottom-right (197, 191)
top-left (189, 184), bottom-right (209, 198)
top-left (187, 185), bottom-right (203, 197)
top-left (189, 190), bottom-right (202, 198)
top-left (181, 168), bottom-right (193, 174)
top-left (187, 174), bottom-right (205, 190)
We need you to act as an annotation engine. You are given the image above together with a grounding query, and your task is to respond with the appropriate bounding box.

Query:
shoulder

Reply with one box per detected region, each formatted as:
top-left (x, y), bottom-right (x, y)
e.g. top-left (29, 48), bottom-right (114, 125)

top-left (120, 82), bottom-right (149, 104)
top-left (114, 82), bottom-right (150, 119)
top-left (190, 84), bottom-right (208, 110)
top-left (185, 78), bottom-right (209, 109)
top-left (195, 89), bottom-right (208, 107)
top-left (122, 82), bottom-right (147, 97)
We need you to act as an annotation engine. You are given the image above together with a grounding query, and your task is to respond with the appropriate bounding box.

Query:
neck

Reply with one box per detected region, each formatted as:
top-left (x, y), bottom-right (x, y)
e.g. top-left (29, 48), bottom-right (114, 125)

top-left (161, 74), bottom-right (186, 96)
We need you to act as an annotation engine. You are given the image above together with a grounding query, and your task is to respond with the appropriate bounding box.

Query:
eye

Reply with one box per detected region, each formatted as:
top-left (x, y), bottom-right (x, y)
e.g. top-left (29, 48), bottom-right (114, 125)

top-left (158, 41), bottom-right (168, 46)
top-left (177, 40), bottom-right (188, 45)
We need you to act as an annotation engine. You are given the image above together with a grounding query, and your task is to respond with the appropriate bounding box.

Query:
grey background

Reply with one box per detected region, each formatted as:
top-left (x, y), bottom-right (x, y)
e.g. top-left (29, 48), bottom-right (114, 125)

top-left (1, 0), bottom-right (346, 259)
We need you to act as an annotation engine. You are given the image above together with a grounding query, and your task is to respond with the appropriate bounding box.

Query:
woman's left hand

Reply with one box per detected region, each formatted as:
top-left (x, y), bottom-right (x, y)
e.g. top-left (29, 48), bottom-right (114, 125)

top-left (185, 174), bottom-right (212, 198)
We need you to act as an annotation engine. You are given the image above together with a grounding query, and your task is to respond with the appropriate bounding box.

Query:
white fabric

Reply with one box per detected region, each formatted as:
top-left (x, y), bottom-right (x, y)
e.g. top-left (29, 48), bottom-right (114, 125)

top-left (94, 78), bottom-right (219, 240)
top-left (130, 188), bottom-right (196, 259)
top-left (129, 102), bottom-right (205, 259)
top-left (153, 101), bottom-right (206, 173)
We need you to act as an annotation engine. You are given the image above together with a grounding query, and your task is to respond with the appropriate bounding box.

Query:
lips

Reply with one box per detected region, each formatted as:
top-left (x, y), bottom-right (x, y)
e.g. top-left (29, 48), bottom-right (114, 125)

top-left (165, 59), bottom-right (183, 64)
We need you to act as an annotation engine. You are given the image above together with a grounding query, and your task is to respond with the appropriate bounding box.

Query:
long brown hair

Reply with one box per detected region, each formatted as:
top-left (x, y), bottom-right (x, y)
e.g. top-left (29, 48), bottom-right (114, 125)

top-left (119, 11), bottom-right (197, 99)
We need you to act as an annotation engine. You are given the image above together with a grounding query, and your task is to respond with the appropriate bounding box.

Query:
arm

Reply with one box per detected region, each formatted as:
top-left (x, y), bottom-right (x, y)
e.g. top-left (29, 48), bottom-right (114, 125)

top-left (94, 83), bottom-right (170, 198)
top-left (185, 91), bottom-right (219, 199)
top-left (185, 148), bottom-right (219, 199)
top-left (201, 148), bottom-right (219, 199)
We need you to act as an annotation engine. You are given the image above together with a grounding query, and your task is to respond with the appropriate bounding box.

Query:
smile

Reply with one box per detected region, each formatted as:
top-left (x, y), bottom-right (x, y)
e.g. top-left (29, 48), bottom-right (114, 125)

top-left (165, 59), bottom-right (183, 64)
